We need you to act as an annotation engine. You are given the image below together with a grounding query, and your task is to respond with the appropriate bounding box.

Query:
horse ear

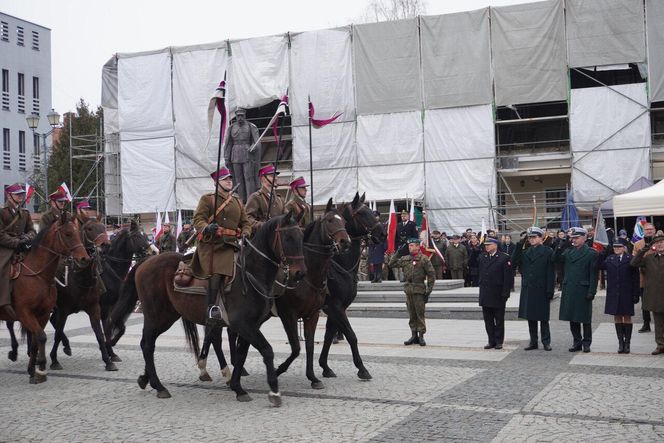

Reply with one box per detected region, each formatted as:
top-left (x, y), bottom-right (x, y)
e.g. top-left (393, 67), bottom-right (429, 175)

top-left (326, 198), bottom-right (333, 213)
top-left (360, 192), bottom-right (366, 204)
top-left (352, 192), bottom-right (360, 208)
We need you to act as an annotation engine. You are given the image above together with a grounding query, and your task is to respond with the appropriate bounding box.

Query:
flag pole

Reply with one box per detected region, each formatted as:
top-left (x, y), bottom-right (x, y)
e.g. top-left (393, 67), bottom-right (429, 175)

top-left (210, 72), bottom-right (226, 277)
top-left (308, 95), bottom-right (314, 220)
top-left (267, 93), bottom-right (288, 218)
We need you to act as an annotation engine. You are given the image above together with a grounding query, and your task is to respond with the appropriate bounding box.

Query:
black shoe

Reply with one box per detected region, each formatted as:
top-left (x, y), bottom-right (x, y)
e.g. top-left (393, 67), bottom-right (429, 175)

top-left (524, 344), bottom-right (538, 351)
top-left (582, 345), bottom-right (591, 353)
top-left (543, 344), bottom-right (552, 351)
top-left (638, 323), bottom-right (651, 333)
top-left (484, 344), bottom-right (495, 350)
top-left (418, 332), bottom-right (426, 347)
top-left (568, 344), bottom-right (582, 352)
top-left (404, 332), bottom-right (419, 346)
top-left (495, 344), bottom-right (503, 350)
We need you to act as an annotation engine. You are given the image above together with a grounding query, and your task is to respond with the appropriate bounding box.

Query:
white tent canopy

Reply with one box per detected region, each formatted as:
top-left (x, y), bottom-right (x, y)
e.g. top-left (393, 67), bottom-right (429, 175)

top-left (613, 180), bottom-right (664, 216)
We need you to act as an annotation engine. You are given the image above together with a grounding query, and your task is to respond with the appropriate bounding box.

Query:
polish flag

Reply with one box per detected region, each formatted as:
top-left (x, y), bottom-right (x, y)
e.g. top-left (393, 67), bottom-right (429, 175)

top-left (592, 208), bottom-right (609, 252)
top-left (386, 199), bottom-right (397, 255)
top-left (58, 182), bottom-right (73, 202)
top-left (409, 198), bottom-right (415, 222)
top-left (153, 210), bottom-right (163, 242)
top-left (176, 210), bottom-right (183, 251)
top-left (24, 183), bottom-right (34, 204)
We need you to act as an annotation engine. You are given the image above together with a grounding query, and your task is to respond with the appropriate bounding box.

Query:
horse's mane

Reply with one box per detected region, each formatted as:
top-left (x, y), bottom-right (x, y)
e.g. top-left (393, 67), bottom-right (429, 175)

top-left (302, 218), bottom-right (317, 243)
top-left (253, 215), bottom-right (286, 247)
top-left (31, 224), bottom-right (52, 250)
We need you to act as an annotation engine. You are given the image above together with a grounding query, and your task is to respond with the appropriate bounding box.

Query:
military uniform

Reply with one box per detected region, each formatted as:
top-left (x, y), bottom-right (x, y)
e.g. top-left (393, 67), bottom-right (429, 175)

top-left (395, 217), bottom-right (417, 256)
top-left (285, 194), bottom-right (311, 229)
top-left (245, 187), bottom-right (285, 235)
top-left (176, 228), bottom-right (194, 252)
top-left (445, 241), bottom-right (468, 280)
top-left (0, 186), bottom-right (36, 313)
top-left (631, 238), bottom-right (664, 353)
top-left (389, 249), bottom-right (435, 344)
top-left (478, 246), bottom-right (514, 349)
top-left (223, 113), bottom-right (261, 202)
top-left (39, 207), bottom-right (62, 231)
top-left (157, 231), bottom-right (176, 252)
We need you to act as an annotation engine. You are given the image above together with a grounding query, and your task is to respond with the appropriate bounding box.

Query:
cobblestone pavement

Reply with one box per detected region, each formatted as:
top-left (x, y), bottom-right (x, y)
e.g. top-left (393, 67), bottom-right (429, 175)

top-left (2, 296), bottom-right (664, 442)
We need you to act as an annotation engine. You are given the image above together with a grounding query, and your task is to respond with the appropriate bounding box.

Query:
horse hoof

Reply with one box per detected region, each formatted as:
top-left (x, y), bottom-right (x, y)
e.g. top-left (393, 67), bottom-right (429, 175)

top-left (199, 373), bottom-right (213, 382)
top-left (50, 362), bottom-right (63, 371)
top-left (268, 391), bottom-right (282, 407)
top-left (236, 393), bottom-right (252, 402)
top-left (110, 355), bottom-right (122, 363)
top-left (105, 362), bottom-right (118, 372)
top-left (63, 347), bottom-right (72, 357)
top-left (30, 373), bottom-right (47, 384)
top-left (311, 380), bottom-right (324, 390)
top-left (322, 369), bottom-right (337, 378)
top-left (240, 368), bottom-right (249, 377)
top-left (358, 369), bottom-right (372, 380)
top-left (157, 389), bottom-right (172, 399)
top-left (137, 375), bottom-right (148, 390)
top-left (8, 350), bottom-right (17, 362)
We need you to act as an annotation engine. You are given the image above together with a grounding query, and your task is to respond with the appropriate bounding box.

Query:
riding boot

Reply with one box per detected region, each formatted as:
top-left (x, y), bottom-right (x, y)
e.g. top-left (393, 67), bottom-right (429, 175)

top-left (615, 323), bottom-right (625, 354)
top-left (624, 324), bottom-right (633, 354)
top-left (404, 330), bottom-right (419, 346)
top-left (206, 275), bottom-right (229, 327)
top-left (418, 331), bottom-right (426, 346)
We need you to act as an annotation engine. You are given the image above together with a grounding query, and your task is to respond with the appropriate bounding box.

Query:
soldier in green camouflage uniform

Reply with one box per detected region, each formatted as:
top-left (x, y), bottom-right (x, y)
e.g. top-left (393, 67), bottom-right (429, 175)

top-left (389, 238), bottom-right (436, 346)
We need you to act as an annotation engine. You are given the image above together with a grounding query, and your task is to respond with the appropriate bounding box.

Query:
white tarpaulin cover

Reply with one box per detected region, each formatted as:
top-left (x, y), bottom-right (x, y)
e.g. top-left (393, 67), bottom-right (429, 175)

top-left (101, 56), bottom-right (119, 133)
top-left (101, 56), bottom-right (121, 215)
top-left (172, 46), bottom-right (228, 209)
top-left (491, 0), bottom-right (567, 106)
top-left (357, 111), bottom-right (424, 200)
top-left (429, 208), bottom-right (492, 236)
top-left (420, 9), bottom-right (492, 109)
top-left (646, 0), bottom-right (664, 102)
top-left (229, 35), bottom-right (289, 110)
top-left (571, 83), bottom-right (651, 205)
top-left (289, 28), bottom-right (355, 126)
top-left (354, 19), bottom-right (422, 115)
top-left (567, 0), bottom-right (646, 68)
top-left (613, 180), bottom-right (664, 217)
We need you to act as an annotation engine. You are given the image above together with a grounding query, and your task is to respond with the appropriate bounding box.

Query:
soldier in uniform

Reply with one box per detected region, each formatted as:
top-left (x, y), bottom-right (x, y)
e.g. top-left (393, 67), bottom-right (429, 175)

top-left (478, 237), bottom-right (514, 350)
top-left (284, 176), bottom-right (311, 229)
top-left (634, 223), bottom-right (656, 332)
top-left (631, 233), bottom-right (664, 355)
top-left (430, 230), bottom-right (447, 280)
top-left (223, 107), bottom-right (261, 202)
top-left (555, 227), bottom-right (599, 353)
top-left (75, 200), bottom-right (95, 224)
top-left (395, 210), bottom-right (417, 256)
top-left (511, 227), bottom-right (555, 351)
top-left (445, 234), bottom-right (468, 280)
top-left (0, 184), bottom-right (37, 319)
top-left (176, 220), bottom-right (194, 252)
top-left (157, 222), bottom-right (176, 252)
top-left (388, 238), bottom-right (435, 346)
top-left (39, 189), bottom-right (69, 231)
top-left (245, 165), bottom-right (285, 235)
top-left (191, 167), bottom-right (252, 326)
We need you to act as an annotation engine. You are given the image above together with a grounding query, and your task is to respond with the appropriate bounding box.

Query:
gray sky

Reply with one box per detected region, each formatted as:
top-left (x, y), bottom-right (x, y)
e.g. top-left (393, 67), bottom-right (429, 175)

top-left (0, 0), bottom-right (525, 114)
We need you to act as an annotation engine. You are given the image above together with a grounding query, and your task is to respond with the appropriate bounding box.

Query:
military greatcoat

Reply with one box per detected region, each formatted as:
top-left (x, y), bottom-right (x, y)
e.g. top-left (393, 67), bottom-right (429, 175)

top-left (0, 204), bottom-right (36, 308)
top-left (599, 252), bottom-right (639, 316)
top-left (477, 251), bottom-right (514, 309)
top-left (284, 194), bottom-right (311, 229)
top-left (511, 243), bottom-right (555, 321)
top-left (191, 189), bottom-right (251, 277)
top-left (631, 248), bottom-right (664, 313)
top-left (39, 206), bottom-right (61, 231)
top-left (555, 244), bottom-right (599, 323)
top-left (245, 187), bottom-right (285, 234)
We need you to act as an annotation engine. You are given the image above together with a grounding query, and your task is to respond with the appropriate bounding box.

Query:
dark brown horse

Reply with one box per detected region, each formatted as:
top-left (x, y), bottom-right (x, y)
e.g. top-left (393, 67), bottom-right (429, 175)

top-left (0, 213), bottom-right (90, 383)
top-left (49, 218), bottom-right (111, 371)
top-left (110, 213), bottom-right (306, 405)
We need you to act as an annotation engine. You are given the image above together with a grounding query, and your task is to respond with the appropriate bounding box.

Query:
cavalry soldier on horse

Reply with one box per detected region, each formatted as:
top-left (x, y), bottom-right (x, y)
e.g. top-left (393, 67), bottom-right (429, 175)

top-left (245, 165), bottom-right (285, 235)
top-left (75, 200), bottom-right (95, 224)
top-left (285, 176), bottom-right (311, 229)
top-left (0, 183), bottom-right (37, 319)
top-left (191, 167), bottom-right (251, 326)
top-left (39, 189), bottom-right (69, 231)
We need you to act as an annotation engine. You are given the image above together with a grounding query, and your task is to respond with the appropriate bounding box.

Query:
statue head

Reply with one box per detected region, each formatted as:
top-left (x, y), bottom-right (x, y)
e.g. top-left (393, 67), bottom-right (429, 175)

top-left (236, 108), bottom-right (246, 124)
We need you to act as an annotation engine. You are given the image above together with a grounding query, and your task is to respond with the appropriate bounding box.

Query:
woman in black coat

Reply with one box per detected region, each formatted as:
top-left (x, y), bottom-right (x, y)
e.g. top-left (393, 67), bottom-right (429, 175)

top-left (599, 242), bottom-right (640, 354)
top-left (467, 235), bottom-right (482, 287)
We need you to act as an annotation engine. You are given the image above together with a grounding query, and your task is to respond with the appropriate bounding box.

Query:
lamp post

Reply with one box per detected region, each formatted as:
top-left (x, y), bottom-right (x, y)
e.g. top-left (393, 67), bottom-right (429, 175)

top-left (26, 108), bottom-right (60, 200)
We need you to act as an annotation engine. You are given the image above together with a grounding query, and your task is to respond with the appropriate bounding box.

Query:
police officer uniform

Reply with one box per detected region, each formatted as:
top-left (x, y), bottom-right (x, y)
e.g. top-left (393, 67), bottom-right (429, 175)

top-left (478, 237), bottom-right (514, 349)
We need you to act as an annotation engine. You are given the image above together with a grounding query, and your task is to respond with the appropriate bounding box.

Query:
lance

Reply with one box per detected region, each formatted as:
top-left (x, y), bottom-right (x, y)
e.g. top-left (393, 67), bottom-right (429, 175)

top-left (308, 96), bottom-right (314, 220)
top-left (267, 94), bottom-right (288, 219)
top-left (209, 72), bottom-right (227, 276)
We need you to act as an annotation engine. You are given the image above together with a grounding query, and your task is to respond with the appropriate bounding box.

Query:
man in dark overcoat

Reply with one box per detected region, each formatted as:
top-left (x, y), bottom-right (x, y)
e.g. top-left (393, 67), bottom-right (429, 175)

top-left (511, 227), bottom-right (555, 351)
top-left (478, 237), bottom-right (514, 350)
top-left (631, 234), bottom-right (664, 355)
top-left (555, 227), bottom-right (599, 353)
top-left (445, 234), bottom-right (468, 280)
top-left (368, 211), bottom-right (386, 283)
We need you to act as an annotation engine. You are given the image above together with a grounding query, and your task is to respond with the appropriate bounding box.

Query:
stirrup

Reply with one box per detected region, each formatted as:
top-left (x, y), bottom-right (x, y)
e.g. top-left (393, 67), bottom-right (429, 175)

top-left (207, 305), bottom-right (228, 326)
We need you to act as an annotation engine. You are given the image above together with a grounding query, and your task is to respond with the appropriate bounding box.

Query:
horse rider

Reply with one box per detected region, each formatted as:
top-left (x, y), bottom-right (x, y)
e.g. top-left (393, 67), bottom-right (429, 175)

top-left (191, 167), bottom-right (251, 326)
top-left (75, 200), bottom-right (95, 224)
top-left (245, 165), bottom-right (285, 235)
top-left (157, 222), bottom-right (176, 252)
top-left (285, 176), bottom-right (311, 229)
top-left (39, 189), bottom-right (69, 231)
top-left (0, 183), bottom-right (36, 319)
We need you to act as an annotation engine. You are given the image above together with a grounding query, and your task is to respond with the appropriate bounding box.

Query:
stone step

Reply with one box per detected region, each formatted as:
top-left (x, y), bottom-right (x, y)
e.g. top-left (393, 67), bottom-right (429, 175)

top-left (357, 279), bottom-right (464, 292)
top-left (355, 288), bottom-right (479, 303)
top-left (346, 302), bottom-right (520, 321)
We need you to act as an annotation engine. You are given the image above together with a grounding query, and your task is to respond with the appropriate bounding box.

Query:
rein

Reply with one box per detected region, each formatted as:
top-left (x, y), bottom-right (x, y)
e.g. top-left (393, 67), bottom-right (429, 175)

top-left (20, 225), bottom-right (87, 283)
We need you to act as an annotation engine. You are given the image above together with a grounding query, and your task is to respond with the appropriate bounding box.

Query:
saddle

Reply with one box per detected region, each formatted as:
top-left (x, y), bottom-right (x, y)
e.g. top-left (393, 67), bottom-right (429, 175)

top-left (173, 259), bottom-right (236, 295)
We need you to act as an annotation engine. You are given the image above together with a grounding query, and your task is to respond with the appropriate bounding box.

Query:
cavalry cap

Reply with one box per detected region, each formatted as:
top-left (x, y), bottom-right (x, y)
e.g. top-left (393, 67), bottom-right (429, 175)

top-left (484, 237), bottom-right (500, 245)
top-left (258, 165), bottom-right (279, 177)
top-left (289, 176), bottom-right (309, 189)
top-left (49, 190), bottom-right (69, 202)
top-left (567, 226), bottom-right (587, 238)
top-left (210, 167), bottom-right (232, 181)
top-left (76, 200), bottom-right (92, 210)
top-left (527, 227), bottom-right (544, 237)
top-left (5, 183), bottom-right (26, 194)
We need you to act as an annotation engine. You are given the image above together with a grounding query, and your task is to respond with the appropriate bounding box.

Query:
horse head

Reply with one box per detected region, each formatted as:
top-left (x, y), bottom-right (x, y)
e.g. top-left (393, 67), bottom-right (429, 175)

top-left (317, 198), bottom-right (350, 254)
top-left (53, 212), bottom-right (91, 267)
top-left (272, 210), bottom-right (307, 283)
top-left (342, 192), bottom-right (386, 244)
top-left (79, 216), bottom-right (110, 253)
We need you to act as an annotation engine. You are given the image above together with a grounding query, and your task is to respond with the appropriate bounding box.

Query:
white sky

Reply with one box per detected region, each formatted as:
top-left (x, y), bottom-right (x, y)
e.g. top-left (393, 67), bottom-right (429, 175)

top-left (0, 0), bottom-right (526, 114)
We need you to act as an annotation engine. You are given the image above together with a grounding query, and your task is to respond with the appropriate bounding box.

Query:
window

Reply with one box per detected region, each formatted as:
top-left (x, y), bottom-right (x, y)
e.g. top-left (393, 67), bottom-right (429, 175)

top-left (3, 128), bottom-right (10, 170)
top-left (32, 76), bottom-right (39, 113)
top-left (33, 133), bottom-right (41, 169)
top-left (18, 130), bottom-right (25, 171)
top-left (16, 26), bottom-right (24, 46)
top-left (17, 73), bottom-right (25, 113)
top-left (545, 188), bottom-right (566, 214)
top-left (31, 30), bottom-right (39, 51)
top-left (1, 22), bottom-right (8, 42)
top-left (1, 69), bottom-right (8, 111)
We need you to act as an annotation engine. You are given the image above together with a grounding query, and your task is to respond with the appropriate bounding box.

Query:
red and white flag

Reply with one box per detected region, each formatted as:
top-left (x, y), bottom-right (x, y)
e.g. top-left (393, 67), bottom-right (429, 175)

top-left (592, 208), bottom-right (609, 252)
top-left (153, 210), bottom-right (163, 242)
top-left (386, 199), bottom-right (397, 255)
top-left (409, 198), bottom-right (415, 222)
top-left (176, 210), bottom-right (183, 251)
top-left (420, 212), bottom-right (444, 261)
top-left (24, 183), bottom-right (34, 204)
top-left (58, 182), bottom-right (73, 202)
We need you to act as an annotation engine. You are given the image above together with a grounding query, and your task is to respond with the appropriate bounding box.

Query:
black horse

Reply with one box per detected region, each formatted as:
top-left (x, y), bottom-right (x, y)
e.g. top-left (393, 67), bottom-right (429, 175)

top-left (318, 192), bottom-right (385, 380)
top-left (110, 213), bottom-right (306, 405)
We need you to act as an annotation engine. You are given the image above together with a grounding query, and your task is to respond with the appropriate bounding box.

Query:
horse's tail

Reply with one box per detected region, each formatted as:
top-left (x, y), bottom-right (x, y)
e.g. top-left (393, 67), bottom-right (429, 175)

top-left (109, 262), bottom-right (141, 345)
top-left (180, 318), bottom-right (200, 358)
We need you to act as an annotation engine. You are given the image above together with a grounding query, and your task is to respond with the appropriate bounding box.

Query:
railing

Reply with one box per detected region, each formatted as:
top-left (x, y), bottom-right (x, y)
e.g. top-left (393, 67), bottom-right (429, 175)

top-left (17, 95), bottom-right (25, 113)
top-left (33, 153), bottom-right (41, 170)
top-left (18, 152), bottom-right (25, 171)
top-left (3, 150), bottom-right (10, 170)
top-left (32, 98), bottom-right (39, 114)
top-left (2, 91), bottom-right (9, 111)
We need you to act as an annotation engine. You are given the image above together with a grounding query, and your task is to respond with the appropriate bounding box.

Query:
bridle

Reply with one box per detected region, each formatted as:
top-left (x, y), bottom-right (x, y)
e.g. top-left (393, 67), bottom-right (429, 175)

top-left (304, 212), bottom-right (348, 256)
top-left (344, 203), bottom-right (381, 241)
top-left (21, 222), bottom-right (87, 282)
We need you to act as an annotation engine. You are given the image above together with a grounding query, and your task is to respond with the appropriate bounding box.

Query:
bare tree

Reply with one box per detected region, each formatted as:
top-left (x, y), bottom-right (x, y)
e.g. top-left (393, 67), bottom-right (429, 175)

top-left (359, 0), bottom-right (427, 23)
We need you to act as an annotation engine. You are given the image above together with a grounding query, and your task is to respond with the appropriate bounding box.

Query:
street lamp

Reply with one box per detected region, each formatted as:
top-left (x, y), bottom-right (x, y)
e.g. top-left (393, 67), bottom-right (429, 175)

top-left (26, 108), bottom-right (60, 200)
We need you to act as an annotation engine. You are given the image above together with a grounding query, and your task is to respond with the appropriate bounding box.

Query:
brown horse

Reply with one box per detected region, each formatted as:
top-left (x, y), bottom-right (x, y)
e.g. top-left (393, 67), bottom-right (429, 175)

top-left (49, 218), bottom-right (111, 371)
top-left (0, 213), bottom-right (90, 384)
top-left (110, 212), bottom-right (306, 405)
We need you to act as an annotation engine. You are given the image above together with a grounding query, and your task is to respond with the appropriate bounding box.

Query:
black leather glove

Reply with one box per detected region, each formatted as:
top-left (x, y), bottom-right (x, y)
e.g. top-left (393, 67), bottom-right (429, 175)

top-left (585, 293), bottom-right (595, 301)
top-left (204, 223), bottom-right (219, 235)
top-left (547, 292), bottom-right (554, 301)
top-left (17, 239), bottom-right (31, 252)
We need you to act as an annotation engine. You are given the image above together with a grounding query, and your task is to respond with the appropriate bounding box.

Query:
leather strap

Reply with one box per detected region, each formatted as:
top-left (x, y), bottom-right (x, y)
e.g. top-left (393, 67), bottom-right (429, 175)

top-left (208, 192), bottom-right (235, 224)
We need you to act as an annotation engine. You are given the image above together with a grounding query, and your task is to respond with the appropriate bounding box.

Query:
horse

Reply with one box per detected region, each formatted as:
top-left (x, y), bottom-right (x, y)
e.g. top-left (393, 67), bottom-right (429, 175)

top-left (0, 213), bottom-right (90, 384)
top-left (318, 192), bottom-right (385, 380)
top-left (48, 217), bottom-right (112, 371)
top-left (110, 212), bottom-right (306, 405)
